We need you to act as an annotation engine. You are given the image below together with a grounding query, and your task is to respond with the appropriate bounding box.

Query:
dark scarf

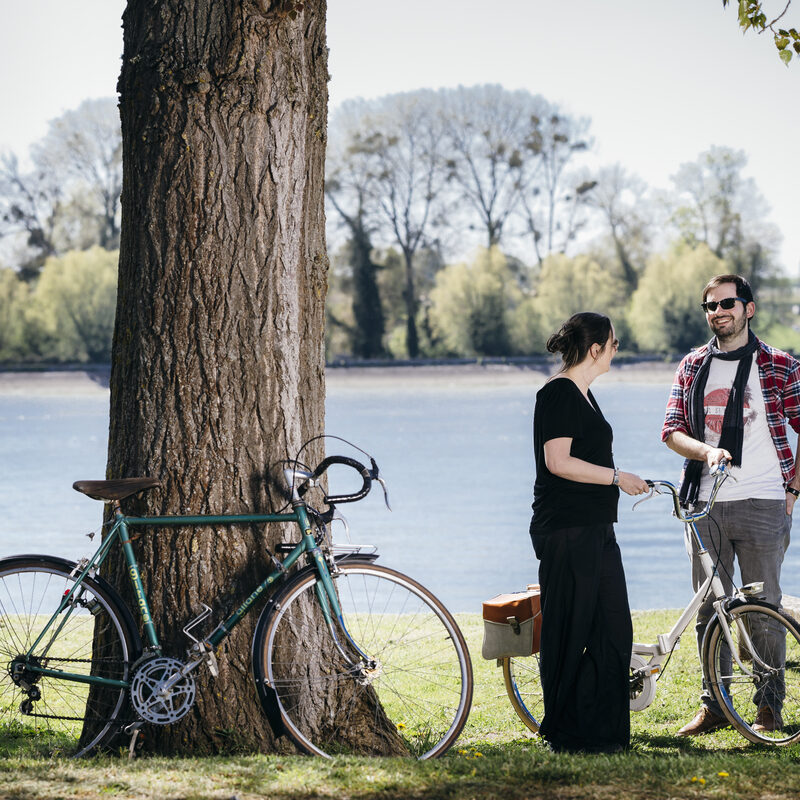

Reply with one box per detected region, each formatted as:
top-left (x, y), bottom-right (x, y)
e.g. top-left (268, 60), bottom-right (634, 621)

top-left (678, 330), bottom-right (760, 507)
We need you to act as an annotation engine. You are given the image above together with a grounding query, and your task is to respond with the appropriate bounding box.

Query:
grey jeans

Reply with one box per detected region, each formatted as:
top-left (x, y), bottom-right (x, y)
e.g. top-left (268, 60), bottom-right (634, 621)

top-left (688, 498), bottom-right (791, 714)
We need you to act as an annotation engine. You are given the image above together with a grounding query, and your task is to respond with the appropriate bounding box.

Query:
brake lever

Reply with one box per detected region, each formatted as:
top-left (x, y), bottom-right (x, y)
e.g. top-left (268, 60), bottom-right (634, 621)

top-left (369, 458), bottom-right (392, 511)
top-left (631, 484), bottom-right (660, 512)
top-left (331, 508), bottom-right (350, 540)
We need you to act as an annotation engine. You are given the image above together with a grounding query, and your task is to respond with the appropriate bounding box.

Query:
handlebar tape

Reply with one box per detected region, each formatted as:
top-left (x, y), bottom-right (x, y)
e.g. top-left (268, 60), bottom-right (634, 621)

top-left (309, 455), bottom-right (372, 505)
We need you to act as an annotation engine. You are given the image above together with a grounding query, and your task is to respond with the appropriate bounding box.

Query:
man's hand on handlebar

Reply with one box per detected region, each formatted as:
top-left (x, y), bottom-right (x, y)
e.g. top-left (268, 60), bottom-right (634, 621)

top-left (705, 446), bottom-right (732, 470)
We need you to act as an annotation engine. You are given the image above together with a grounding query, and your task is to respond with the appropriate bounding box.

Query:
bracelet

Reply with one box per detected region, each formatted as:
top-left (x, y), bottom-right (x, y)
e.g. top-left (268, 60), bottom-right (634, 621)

top-left (612, 467), bottom-right (620, 486)
top-left (787, 487), bottom-right (800, 498)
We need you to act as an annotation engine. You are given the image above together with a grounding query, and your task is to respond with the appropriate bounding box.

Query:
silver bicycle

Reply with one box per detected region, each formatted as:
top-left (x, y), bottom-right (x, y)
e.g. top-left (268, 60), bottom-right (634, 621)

top-left (503, 463), bottom-right (800, 746)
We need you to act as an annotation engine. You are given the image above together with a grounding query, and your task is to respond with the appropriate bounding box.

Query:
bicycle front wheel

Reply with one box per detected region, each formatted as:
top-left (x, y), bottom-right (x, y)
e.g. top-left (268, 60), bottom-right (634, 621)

top-left (0, 556), bottom-right (138, 756)
top-left (255, 561), bottom-right (473, 758)
top-left (502, 654), bottom-right (542, 733)
top-left (704, 602), bottom-right (800, 745)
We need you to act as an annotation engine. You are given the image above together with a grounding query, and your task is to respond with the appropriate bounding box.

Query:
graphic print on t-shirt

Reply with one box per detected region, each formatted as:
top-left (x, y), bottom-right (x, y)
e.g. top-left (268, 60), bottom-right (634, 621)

top-left (698, 358), bottom-right (782, 501)
top-left (704, 385), bottom-right (757, 437)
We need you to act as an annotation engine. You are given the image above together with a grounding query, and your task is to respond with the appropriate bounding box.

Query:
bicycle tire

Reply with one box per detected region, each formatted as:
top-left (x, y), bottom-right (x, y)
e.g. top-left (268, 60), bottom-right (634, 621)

top-left (503, 651), bottom-right (658, 734)
top-left (0, 555), bottom-right (139, 756)
top-left (704, 601), bottom-right (800, 746)
top-left (252, 560), bottom-right (473, 758)
top-left (502, 653), bottom-right (543, 733)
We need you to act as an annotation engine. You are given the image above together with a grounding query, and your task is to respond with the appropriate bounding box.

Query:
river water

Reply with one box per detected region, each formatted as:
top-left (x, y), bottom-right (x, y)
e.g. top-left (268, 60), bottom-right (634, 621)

top-left (1, 372), bottom-right (797, 613)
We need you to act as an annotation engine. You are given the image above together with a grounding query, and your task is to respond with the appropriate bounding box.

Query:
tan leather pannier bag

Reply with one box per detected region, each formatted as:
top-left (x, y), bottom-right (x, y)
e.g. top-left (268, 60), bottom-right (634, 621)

top-left (481, 585), bottom-right (542, 660)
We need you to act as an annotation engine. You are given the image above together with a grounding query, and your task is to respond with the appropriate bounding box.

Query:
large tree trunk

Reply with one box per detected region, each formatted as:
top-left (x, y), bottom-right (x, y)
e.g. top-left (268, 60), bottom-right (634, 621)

top-left (103, 0), bottom-right (328, 754)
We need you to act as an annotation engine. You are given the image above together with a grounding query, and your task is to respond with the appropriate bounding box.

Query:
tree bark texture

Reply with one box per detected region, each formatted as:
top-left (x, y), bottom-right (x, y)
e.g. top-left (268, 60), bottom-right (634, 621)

top-left (105, 0), bottom-right (328, 754)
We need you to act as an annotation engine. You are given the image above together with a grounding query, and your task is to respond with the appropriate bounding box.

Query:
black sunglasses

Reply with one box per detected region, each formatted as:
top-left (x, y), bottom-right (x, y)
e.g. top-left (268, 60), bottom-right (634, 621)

top-left (701, 297), bottom-right (749, 313)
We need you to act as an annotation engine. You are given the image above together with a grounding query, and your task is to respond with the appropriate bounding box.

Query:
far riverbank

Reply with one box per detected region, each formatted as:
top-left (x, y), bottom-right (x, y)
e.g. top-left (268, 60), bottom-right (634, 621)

top-left (0, 357), bottom-right (680, 396)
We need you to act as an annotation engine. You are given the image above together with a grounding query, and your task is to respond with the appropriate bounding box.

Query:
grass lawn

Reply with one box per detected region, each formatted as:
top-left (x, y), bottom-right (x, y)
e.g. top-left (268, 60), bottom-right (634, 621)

top-left (2, 609), bottom-right (800, 799)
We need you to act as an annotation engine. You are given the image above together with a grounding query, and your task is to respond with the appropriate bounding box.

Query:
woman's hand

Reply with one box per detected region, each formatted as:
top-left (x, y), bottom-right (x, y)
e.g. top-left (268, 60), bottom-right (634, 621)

top-left (617, 471), bottom-right (649, 496)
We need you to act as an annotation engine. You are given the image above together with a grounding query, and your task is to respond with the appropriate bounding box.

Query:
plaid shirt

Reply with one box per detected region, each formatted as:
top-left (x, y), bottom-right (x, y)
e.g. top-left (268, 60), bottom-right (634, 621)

top-left (662, 338), bottom-right (800, 487)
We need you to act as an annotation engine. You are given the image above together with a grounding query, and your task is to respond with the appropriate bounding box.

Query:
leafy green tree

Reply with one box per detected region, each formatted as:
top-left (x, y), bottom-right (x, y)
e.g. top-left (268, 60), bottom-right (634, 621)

top-left (628, 243), bottom-right (726, 353)
top-left (428, 248), bottom-right (522, 356)
top-left (27, 247), bottom-right (117, 362)
top-left (532, 252), bottom-right (629, 339)
top-left (0, 268), bottom-right (30, 361)
top-left (325, 237), bottom-right (387, 360)
top-left (724, 0), bottom-right (800, 64)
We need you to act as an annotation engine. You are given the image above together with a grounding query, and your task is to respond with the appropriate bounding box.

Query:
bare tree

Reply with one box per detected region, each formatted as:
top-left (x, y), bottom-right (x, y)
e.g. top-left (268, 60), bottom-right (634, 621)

top-left (588, 164), bottom-right (653, 289)
top-left (364, 92), bottom-right (446, 358)
top-left (440, 85), bottom-right (549, 250)
top-left (326, 103), bottom-right (386, 358)
top-left (328, 92), bottom-right (447, 358)
top-left (32, 98), bottom-right (123, 250)
top-left (0, 152), bottom-right (62, 279)
top-left (517, 111), bottom-right (594, 264)
top-left (669, 146), bottom-right (781, 290)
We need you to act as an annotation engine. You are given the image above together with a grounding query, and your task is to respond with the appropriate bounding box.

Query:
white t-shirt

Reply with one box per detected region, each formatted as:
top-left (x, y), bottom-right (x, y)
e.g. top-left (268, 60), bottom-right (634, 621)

top-left (697, 358), bottom-right (784, 501)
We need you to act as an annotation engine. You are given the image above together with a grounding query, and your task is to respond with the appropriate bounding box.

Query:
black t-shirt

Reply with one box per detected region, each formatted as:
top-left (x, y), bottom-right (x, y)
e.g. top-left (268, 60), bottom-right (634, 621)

top-left (530, 377), bottom-right (619, 531)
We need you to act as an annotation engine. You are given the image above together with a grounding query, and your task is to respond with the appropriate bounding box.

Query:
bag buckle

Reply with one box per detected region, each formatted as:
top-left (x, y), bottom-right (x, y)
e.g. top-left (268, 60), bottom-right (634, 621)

top-left (506, 615), bottom-right (520, 635)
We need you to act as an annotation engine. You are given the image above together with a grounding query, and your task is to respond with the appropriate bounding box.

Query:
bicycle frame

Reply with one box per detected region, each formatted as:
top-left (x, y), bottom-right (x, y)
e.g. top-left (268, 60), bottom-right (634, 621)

top-left (23, 494), bottom-right (345, 691)
top-left (631, 467), bottom-right (771, 696)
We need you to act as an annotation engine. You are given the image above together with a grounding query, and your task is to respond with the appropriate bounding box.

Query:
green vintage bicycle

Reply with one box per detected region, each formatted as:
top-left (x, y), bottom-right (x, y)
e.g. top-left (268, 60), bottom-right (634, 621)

top-left (0, 438), bottom-right (473, 758)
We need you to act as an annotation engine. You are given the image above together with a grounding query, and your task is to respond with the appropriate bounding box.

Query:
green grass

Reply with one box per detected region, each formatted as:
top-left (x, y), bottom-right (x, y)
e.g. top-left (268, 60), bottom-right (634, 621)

top-left (3, 610), bottom-right (800, 799)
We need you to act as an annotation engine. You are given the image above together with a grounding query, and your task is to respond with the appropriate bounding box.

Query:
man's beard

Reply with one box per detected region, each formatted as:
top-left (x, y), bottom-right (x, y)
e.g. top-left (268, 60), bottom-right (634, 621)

top-left (711, 314), bottom-right (748, 344)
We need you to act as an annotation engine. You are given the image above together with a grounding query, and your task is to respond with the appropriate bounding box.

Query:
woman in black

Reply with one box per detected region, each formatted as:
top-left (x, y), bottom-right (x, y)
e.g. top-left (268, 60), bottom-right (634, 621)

top-left (531, 312), bottom-right (648, 753)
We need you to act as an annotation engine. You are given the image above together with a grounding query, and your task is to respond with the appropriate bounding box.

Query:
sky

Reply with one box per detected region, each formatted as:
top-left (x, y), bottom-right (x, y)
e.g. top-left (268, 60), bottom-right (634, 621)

top-left (1, 0), bottom-right (797, 273)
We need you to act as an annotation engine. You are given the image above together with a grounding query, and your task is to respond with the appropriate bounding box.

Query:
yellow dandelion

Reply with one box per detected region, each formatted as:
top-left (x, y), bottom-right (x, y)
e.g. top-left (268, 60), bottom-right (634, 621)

top-left (718, 772), bottom-right (729, 778)
top-left (397, 723), bottom-right (406, 729)
top-left (691, 777), bottom-right (698, 783)
top-left (699, 778), bottom-right (706, 785)
top-left (475, 752), bottom-right (484, 757)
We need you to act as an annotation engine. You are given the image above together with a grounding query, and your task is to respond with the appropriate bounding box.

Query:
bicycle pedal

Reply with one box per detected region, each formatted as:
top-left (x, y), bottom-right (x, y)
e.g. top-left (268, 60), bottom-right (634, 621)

top-left (205, 648), bottom-right (219, 678)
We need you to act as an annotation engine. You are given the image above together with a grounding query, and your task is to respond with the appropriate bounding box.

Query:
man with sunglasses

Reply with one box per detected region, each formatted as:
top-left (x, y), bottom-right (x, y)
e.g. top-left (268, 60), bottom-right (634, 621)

top-left (662, 273), bottom-right (800, 737)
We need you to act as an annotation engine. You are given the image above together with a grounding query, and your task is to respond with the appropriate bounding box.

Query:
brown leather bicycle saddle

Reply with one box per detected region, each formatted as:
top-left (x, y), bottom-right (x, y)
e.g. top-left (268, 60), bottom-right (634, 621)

top-left (72, 477), bottom-right (162, 502)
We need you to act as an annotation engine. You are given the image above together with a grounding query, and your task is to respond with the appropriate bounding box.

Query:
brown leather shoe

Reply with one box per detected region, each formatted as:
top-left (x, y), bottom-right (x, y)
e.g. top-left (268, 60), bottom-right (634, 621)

top-left (676, 707), bottom-right (730, 737)
top-left (753, 706), bottom-right (783, 732)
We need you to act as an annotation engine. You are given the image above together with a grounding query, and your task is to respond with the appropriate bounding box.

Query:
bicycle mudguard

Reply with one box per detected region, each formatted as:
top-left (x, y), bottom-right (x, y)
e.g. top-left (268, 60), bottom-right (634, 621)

top-left (249, 552), bottom-right (378, 738)
top-left (700, 597), bottom-right (791, 668)
top-left (0, 554), bottom-right (143, 654)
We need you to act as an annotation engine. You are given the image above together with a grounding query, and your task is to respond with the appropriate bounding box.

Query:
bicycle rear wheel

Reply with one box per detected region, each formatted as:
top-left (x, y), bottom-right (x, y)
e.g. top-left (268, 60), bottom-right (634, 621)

top-left (0, 556), bottom-right (138, 756)
top-left (253, 560), bottom-right (473, 758)
top-left (704, 601), bottom-right (800, 745)
top-left (502, 654), bottom-right (543, 733)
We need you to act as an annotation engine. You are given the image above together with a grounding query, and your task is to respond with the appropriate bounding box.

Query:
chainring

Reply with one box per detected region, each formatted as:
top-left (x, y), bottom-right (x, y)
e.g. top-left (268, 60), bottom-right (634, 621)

top-left (629, 652), bottom-right (657, 712)
top-left (130, 656), bottom-right (196, 725)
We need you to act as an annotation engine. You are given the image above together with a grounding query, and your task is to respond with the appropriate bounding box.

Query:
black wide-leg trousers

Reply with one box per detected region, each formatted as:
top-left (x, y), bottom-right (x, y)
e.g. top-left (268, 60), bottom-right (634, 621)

top-left (530, 523), bottom-right (632, 752)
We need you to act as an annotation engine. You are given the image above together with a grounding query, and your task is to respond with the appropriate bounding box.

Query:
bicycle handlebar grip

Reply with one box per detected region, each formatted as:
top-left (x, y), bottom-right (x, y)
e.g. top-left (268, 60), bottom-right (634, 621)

top-left (310, 455), bottom-right (372, 505)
